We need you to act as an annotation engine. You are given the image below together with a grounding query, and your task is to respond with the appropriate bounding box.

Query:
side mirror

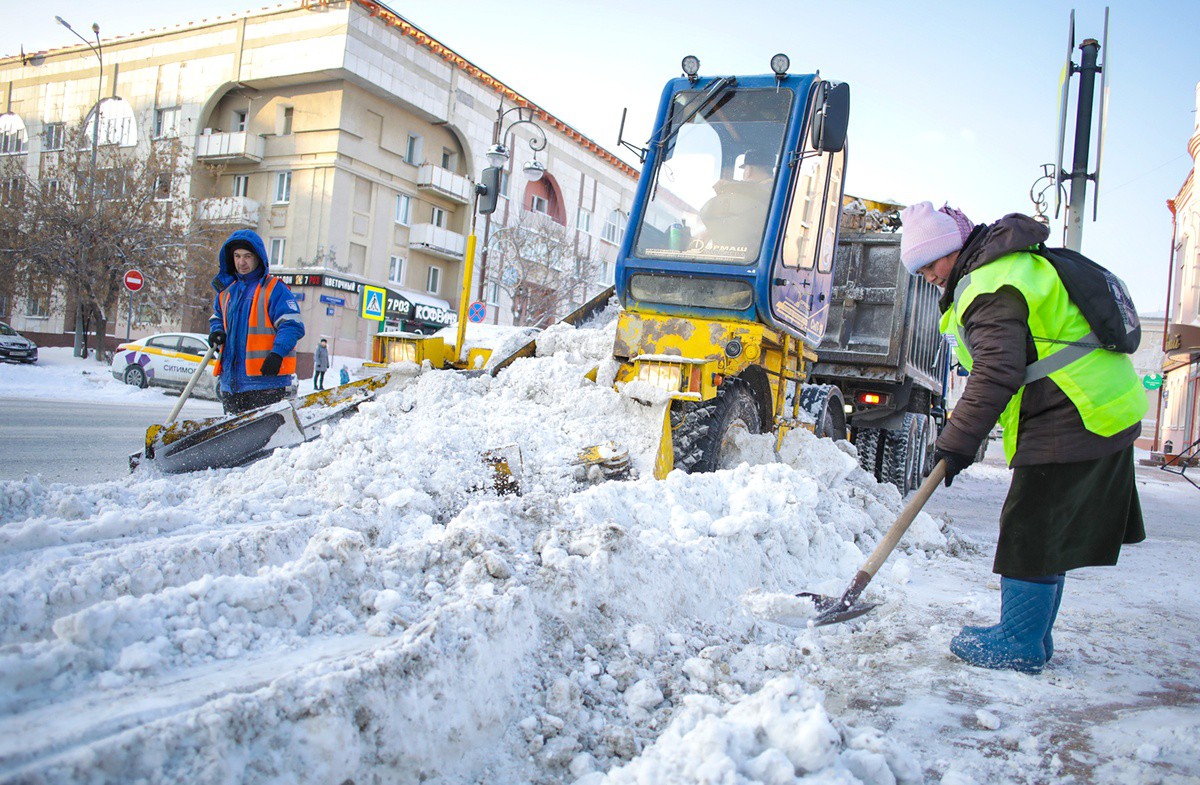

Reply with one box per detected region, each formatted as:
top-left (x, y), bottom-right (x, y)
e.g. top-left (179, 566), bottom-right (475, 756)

top-left (477, 167), bottom-right (502, 215)
top-left (809, 82), bottom-right (850, 153)
top-left (956, 365), bottom-right (970, 377)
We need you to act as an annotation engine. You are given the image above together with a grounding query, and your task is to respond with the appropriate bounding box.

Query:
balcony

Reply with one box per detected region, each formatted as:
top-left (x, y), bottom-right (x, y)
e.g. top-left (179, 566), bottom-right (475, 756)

top-left (195, 131), bottom-right (265, 164)
top-left (408, 223), bottom-right (466, 262)
top-left (197, 197), bottom-right (260, 226)
top-left (417, 163), bottom-right (472, 205)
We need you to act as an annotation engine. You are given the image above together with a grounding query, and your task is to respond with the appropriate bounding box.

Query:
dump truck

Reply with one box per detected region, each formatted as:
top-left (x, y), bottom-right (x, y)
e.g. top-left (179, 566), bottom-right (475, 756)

top-left (809, 228), bottom-right (951, 494)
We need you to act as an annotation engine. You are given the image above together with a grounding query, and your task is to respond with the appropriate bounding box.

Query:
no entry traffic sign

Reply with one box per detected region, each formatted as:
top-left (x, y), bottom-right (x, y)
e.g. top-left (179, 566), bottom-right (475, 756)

top-left (123, 269), bottom-right (145, 292)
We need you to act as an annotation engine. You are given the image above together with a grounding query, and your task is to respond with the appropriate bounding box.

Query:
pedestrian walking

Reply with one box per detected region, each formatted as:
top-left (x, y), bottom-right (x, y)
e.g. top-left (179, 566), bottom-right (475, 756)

top-left (899, 201), bottom-right (1147, 674)
top-left (313, 338), bottom-right (330, 390)
top-left (208, 229), bottom-right (305, 414)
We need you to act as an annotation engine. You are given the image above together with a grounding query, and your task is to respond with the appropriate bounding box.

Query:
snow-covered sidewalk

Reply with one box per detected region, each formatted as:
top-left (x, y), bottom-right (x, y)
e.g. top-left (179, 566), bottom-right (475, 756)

top-left (1, 318), bottom-right (1197, 784)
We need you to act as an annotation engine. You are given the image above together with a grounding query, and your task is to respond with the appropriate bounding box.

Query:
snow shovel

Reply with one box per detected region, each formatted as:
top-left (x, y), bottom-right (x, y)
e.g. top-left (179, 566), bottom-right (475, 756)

top-left (799, 460), bottom-right (947, 626)
top-left (165, 343), bottom-right (218, 426)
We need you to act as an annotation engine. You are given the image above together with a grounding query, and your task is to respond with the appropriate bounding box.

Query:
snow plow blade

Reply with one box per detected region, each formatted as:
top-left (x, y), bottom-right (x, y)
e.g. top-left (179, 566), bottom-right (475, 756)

top-left (484, 285), bottom-right (615, 377)
top-left (133, 374), bottom-right (393, 474)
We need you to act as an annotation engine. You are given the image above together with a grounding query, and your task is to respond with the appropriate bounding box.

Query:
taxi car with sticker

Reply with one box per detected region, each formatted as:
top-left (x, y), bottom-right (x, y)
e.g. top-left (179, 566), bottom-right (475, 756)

top-left (110, 332), bottom-right (220, 399)
top-left (0, 322), bottom-right (39, 364)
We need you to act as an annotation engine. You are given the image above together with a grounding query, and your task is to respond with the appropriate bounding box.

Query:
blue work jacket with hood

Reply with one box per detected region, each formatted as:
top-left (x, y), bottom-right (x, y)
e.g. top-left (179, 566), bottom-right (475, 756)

top-left (209, 229), bottom-right (305, 394)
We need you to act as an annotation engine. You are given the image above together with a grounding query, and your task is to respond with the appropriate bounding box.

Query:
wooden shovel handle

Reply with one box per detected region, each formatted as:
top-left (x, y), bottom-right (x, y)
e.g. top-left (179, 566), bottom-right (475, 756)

top-left (165, 344), bottom-right (218, 426)
top-left (862, 460), bottom-right (946, 578)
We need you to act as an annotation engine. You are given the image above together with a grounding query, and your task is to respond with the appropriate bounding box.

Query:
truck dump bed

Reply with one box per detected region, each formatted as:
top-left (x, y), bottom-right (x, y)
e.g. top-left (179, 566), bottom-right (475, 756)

top-left (813, 231), bottom-right (944, 393)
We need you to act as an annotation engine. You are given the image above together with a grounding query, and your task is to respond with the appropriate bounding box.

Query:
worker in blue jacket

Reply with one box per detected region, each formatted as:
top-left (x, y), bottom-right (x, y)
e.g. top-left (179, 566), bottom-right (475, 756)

top-left (208, 229), bottom-right (305, 414)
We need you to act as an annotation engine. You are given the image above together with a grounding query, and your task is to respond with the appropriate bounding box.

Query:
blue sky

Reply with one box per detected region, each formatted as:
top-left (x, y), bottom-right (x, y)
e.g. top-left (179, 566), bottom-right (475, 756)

top-left (5, 0), bottom-right (1197, 312)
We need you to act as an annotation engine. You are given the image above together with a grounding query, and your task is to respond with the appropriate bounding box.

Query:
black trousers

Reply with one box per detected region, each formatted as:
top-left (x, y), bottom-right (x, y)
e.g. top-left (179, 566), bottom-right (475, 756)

top-left (221, 386), bottom-right (289, 415)
top-left (314, 371), bottom-right (325, 390)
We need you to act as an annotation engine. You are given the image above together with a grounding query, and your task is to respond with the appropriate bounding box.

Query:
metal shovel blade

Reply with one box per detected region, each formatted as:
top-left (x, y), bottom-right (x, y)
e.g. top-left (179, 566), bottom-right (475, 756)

top-left (795, 462), bottom-right (946, 628)
top-left (797, 590), bottom-right (877, 627)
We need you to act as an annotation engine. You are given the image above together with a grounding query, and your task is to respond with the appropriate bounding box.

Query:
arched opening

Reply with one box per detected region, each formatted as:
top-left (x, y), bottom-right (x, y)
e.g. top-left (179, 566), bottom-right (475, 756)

top-left (84, 98), bottom-right (138, 147)
top-left (523, 171), bottom-right (566, 225)
top-left (0, 114), bottom-right (28, 155)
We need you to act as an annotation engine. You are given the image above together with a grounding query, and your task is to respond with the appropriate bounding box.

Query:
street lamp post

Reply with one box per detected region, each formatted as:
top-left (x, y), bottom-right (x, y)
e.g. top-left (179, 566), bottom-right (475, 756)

top-left (453, 104), bottom-right (546, 358)
top-left (56, 16), bottom-right (103, 359)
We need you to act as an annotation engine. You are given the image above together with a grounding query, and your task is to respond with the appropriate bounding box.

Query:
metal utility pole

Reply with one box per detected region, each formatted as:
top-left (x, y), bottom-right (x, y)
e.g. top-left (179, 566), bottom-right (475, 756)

top-left (1064, 38), bottom-right (1100, 251)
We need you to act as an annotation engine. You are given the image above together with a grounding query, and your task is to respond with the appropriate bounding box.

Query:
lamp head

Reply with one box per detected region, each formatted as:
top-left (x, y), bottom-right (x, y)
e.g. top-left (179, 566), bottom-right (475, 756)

top-left (681, 55), bottom-right (700, 82)
top-left (55, 15), bottom-right (72, 29)
top-left (522, 159), bottom-right (545, 182)
top-left (770, 53), bottom-right (790, 78)
top-left (486, 143), bottom-right (510, 169)
top-left (92, 23), bottom-right (100, 35)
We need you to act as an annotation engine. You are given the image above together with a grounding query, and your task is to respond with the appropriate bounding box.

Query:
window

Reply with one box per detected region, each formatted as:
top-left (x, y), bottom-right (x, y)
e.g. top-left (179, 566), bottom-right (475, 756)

top-left (577, 208), bottom-right (592, 234)
top-left (154, 107), bottom-right (181, 139)
top-left (499, 169), bottom-right (510, 199)
top-left (487, 281), bottom-right (501, 305)
top-left (274, 171), bottom-right (291, 204)
top-left (44, 179), bottom-right (61, 200)
top-left (269, 238), bottom-right (286, 266)
top-left (431, 206), bottom-right (446, 228)
top-left (0, 177), bottom-right (23, 204)
top-left (602, 210), bottom-right (625, 244)
top-left (388, 255), bottom-right (406, 285)
top-left (394, 194), bottom-right (412, 225)
top-left (426, 265), bottom-right (441, 294)
top-left (180, 336), bottom-right (208, 355)
top-left (26, 295), bottom-right (49, 318)
top-left (441, 148), bottom-right (456, 169)
top-left (530, 195), bottom-right (548, 215)
top-left (146, 335), bottom-right (181, 351)
top-left (232, 174), bottom-right (249, 198)
top-left (42, 122), bottom-right (65, 151)
top-left (232, 110), bottom-right (247, 133)
top-left (280, 106), bottom-right (294, 136)
top-left (405, 134), bottom-right (423, 165)
top-left (153, 172), bottom-right (173, 201)
top-left (0, 114), bottom-right (27, 155)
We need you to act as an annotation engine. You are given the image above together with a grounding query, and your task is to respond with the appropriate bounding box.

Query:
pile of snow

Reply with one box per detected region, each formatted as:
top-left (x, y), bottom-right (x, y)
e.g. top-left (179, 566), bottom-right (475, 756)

top-left (1, 312), bottom-right (955, 783)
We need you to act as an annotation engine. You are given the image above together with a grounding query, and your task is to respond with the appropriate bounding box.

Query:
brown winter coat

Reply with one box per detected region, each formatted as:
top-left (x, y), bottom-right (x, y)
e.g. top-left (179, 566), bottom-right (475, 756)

top-left (934, 214), bottom-right (1140, 466)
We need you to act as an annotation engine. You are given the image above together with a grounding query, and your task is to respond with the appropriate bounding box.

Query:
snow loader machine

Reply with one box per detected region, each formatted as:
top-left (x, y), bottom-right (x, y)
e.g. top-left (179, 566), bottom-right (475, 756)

top-left (611, 55), bottom-right (853, 478)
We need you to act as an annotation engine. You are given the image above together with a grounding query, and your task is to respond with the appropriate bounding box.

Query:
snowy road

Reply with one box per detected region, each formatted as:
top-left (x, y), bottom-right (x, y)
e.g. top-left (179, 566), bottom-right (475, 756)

top-left (1, 339), bottom-right (1198, 784)
top-left (0, 398), bottom-right (182, 484)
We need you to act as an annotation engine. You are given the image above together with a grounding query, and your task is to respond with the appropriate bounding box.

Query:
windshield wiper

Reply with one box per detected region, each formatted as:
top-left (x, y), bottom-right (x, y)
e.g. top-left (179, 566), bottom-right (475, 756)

top-left (653, 76), bottom-right (737, 153)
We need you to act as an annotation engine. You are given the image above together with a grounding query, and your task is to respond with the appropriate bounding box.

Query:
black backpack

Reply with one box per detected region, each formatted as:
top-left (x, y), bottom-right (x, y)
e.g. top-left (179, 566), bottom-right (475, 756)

top-left (1034, 243), bottom-right (1141, 354)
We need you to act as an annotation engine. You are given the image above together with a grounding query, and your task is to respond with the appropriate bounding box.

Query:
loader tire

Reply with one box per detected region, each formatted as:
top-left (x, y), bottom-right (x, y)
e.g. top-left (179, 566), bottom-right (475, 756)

top-left (799, 384), bottom-right (846, 441)
top-left (852, 427), bottom-right (884, 482)
top-left (881, 412), bottom-right (924, 494)
top-left (672, 379), bottom-right (763, 474)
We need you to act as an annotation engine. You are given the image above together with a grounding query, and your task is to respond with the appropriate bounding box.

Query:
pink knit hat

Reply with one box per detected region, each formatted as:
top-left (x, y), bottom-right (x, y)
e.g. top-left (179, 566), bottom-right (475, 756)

top-left (899, 202), bottom-right (973, 274)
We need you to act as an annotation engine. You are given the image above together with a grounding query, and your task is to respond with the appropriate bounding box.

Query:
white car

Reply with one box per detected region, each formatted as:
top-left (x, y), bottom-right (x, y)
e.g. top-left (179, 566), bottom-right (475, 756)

top-left (111, 332), bottom-right (220, 400)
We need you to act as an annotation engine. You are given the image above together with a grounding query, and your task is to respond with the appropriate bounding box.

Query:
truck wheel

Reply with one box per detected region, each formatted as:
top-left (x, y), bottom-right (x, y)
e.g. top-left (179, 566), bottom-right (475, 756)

top-left (882, 413), bottom-right (924, 494)
top-left (672, 379), bottom-right (763, 473)
top-left (852, 427), bottom-right (884, 481)
top-left (920, 414), bottom-right (938, 477)
top-left (799, 384), bottom-right (846, 441)
top-left (975, 437), bottom-right (989, 464)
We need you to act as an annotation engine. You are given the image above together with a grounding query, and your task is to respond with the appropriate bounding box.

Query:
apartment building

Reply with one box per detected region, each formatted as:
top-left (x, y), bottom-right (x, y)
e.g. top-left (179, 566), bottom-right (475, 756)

top-left (0, 0), bottom-right (638, 363)
top-left (1160, 81), bottom-right (1200, 459)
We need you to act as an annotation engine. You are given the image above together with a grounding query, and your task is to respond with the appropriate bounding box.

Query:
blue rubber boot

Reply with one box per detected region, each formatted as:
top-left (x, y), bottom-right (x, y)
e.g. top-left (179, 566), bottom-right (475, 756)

top-left (962, 574), bottom-right (1066, 661)
top-left (950, 577), bottom-right (1057, 673)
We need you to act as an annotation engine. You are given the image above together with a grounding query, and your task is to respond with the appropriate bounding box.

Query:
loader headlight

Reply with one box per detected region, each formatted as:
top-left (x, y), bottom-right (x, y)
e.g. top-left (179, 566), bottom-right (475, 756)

top-left (682, 55), bottom-right (700, 81)
top-left (770, 53), bottom-right (790, 78)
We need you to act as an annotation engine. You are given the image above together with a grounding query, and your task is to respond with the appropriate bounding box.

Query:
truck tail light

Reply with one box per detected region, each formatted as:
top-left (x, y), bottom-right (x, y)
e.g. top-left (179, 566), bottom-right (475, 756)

top-left (857, 392), bottom-right (887, 406)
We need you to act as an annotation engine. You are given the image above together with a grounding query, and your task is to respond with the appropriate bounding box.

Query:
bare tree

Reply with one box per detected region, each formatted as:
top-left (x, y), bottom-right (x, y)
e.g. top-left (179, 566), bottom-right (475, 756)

top-left (0, 123), bottom-right (223, 360)
top-left (486, 211), bottom-right (605, 327)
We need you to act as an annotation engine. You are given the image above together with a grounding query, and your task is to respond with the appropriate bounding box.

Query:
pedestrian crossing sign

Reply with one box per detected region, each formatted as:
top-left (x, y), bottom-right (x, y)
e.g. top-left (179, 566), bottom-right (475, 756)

top-left (361, 285), bottom-right (386, 321)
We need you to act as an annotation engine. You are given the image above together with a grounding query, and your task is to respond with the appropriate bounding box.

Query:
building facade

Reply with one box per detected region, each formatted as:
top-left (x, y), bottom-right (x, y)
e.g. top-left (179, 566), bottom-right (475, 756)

top-left (1160, 81), bottom-right (1200, 460)
top-left (0, 0), bottom-right (638, 367)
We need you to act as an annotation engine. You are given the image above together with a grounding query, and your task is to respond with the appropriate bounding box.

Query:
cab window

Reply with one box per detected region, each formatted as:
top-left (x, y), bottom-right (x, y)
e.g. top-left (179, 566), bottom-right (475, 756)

top-left (781, 94), bottom-right (846, 271)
